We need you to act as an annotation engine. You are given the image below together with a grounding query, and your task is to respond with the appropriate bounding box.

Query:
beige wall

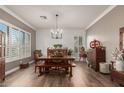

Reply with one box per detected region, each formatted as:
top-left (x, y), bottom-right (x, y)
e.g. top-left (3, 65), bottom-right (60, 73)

top-left (87, 6), bottom-right (124, 62)
top-left (0, 8), bottom-right (36, 71)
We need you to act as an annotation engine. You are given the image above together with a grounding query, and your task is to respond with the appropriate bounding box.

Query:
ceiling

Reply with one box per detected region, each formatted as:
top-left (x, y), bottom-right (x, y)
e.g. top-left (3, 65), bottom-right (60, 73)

top-left (5, 5), bottom-right (110, 30)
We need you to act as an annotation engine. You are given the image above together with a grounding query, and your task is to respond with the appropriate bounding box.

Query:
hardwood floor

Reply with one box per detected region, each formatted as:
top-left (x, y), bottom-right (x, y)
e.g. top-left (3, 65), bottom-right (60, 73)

top-left (0, 62), bottom-right (120, 87)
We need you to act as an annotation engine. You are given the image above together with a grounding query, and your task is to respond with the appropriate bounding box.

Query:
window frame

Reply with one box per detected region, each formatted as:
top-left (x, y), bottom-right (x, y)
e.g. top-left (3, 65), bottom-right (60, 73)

top-left (0, 19), bottom-right (31, 63)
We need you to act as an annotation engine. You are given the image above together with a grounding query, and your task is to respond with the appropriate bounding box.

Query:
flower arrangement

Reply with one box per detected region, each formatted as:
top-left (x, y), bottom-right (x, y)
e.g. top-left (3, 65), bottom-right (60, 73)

top-left (53, 44), bottom-right (62, 49)
top-left (118, 50), bottom-right (124, 61)
top-left (112, 48), bottom-right (119, 60)
top-left (68, 49), bottom-right (73, 56)
top-left (112, 48), bottom-right (124, 61)
top-left (112, 48), bottom-right (124, 71)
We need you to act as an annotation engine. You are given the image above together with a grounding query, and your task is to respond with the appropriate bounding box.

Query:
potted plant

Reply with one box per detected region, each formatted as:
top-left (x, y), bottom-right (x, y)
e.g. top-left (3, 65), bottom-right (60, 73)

top-left (58, 44), bottom-right (62, 48)
top-left (53, 44), bottom-right (58, 49)
top-left (68, 49), bottom-right (73, 56)
top-left (112, 48), bottom-right (120, 60)
top-left (112, 48), bottom-right (124, 71)
top-left (53, 44), bottom-right (62, 49)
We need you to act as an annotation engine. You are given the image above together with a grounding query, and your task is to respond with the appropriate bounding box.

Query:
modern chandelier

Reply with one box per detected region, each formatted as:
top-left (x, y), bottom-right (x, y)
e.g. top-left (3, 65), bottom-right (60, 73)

top-left (51, 14), bottom-right (63, 39)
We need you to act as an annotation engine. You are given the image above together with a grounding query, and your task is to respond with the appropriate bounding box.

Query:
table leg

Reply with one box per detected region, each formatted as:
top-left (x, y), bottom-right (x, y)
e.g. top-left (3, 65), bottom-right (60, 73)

top-left (38, 66), bottom-right (43, 76)
top-left (70, 66), bottom-right (73, 77)
top-left (44, 61), bottom-right (50, 73)
top-left (45, 66), bottom-right (50, 73)
top-left (110, 71), bottom-right (114, 81)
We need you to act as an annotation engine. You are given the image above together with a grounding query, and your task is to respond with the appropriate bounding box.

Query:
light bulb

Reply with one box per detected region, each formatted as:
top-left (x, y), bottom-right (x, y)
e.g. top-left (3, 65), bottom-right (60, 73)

top-left (57, 28), bottom-right (59, 31)
top-left (51, 29), bottom-right (54, 33)
top-left (60, 29), bottom-right (63, 33)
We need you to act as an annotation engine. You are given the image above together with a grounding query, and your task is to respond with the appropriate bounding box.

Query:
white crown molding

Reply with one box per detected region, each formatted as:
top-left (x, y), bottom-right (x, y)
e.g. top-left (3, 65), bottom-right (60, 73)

top-left (0, 5), bottom-right (37, 31)
top-left (85, 5), bottom-right (117, 30)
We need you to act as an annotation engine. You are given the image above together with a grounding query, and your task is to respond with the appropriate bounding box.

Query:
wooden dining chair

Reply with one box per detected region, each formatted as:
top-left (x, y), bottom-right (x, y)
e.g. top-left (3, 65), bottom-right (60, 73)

top-left (34, 50), bottom-right (43, 73)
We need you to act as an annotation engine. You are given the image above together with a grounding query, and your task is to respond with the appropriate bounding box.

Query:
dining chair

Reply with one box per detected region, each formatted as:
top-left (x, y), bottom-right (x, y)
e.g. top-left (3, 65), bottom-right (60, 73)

top-left (34, 50), bottom-right (43, 73)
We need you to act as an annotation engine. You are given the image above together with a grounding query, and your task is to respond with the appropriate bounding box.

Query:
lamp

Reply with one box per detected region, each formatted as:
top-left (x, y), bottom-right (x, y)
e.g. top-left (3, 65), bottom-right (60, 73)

top-left (51, 14), bottom-right (63, 39)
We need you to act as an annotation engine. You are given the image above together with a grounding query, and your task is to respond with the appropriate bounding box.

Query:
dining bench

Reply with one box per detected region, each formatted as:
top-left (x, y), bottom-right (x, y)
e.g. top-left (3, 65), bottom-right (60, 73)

top-left (36, 62), bottom-right (76, 77)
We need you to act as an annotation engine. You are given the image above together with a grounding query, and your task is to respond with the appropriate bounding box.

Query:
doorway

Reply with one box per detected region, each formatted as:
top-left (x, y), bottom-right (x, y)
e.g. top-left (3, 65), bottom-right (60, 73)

top-left (74, 36), bottom-right (83, 60)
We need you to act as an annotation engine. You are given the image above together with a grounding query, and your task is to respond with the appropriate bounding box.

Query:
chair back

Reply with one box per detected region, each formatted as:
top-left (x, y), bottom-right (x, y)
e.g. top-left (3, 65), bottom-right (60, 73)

top-left (47, 48), bottom-right (68, 57)
top-left (34, 50), bottom-right (42, 64)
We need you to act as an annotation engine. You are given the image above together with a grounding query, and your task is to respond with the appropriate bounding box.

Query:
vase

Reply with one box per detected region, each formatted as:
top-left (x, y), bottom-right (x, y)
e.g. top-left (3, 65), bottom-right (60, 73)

top-left (115, 60), bottom-right (124, 71)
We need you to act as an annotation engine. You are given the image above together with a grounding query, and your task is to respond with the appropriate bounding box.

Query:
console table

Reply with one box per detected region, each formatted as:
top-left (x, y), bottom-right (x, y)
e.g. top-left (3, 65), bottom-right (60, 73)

top-left (111, 61), bottom-right (124, 86)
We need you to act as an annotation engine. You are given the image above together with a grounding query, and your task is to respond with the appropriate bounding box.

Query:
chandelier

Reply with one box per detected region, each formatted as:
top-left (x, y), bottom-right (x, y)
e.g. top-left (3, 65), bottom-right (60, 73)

top-left (51, 14), bottom-right (63, 39)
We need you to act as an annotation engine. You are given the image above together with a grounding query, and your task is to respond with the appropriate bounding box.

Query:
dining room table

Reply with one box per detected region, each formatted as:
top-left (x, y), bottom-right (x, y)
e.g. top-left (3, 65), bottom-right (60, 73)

top-left (38, 56), bottom-right (76, 76)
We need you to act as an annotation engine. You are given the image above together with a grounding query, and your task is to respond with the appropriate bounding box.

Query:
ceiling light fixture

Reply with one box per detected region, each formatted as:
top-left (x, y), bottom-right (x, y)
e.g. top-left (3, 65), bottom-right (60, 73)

top-left (51, 14), bottom-right (63, 39)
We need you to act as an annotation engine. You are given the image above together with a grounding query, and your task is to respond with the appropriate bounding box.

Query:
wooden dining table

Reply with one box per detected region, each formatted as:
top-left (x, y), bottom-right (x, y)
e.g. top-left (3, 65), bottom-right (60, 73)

top-left (38, 56), bottom-right (76, 76)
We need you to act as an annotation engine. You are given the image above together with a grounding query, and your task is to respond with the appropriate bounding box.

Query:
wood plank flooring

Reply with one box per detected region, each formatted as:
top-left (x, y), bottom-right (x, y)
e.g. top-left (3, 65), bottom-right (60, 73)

top-left (0, 62), bottom-right (120, 87)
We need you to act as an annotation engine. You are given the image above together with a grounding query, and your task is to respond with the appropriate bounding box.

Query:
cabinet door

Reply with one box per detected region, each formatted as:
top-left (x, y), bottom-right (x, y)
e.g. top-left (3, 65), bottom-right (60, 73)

top-left (0, 60), bottom-right (2, 82)
top-left (0, 61), bottom-right (2, 73)
top-left (96, 48), bottom-right (106, 62)
top-left (1, 59), bottom-right (5, 78)
top-left (0, 32), bottom-right (2, 58)
top-left (0, 47), bottom-right (2, 58)
top-left (0, 31), bottom-right (5, 82)
top-left (87, 49), bottom-right (96, 65)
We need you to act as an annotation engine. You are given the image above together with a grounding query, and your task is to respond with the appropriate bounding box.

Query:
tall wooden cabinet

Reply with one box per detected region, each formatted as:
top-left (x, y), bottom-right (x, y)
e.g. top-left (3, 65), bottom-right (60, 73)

top-left (87, 47), bottom-right (106, 71)
top-left (0, 31), bottom-right (5, 82)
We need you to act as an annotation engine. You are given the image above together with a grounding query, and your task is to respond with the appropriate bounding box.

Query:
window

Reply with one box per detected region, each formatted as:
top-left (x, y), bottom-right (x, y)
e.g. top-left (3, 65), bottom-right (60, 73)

top-left (0, 22), bottom-right (31, 62)
top-left (18, 31), bottom-right (25, 59)
top-left (0, 23), bottom-right (8, 33)
top-left (0, 23), bottom-right (8, 58)
top-left (18, 31), bottom-right (31, 59)
top-left (25, 33), bottom-right (31, 57)
top-left (9, 28), bottom-right (19, 58)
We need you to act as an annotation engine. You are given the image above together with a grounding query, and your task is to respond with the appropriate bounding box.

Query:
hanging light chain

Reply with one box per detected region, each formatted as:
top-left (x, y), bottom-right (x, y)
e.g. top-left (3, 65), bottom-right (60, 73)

top-left (51, 14), bottom-right (63, 39)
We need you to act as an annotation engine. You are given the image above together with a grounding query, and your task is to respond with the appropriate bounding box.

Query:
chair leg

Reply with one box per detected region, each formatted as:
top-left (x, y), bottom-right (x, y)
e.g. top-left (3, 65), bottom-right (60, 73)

top-left (79, 57), bottom-right (82, 62)
top-left (79, 57), bottom-right (80, 61)
top-left (35, 66), bottom-right (36, 73)
top-left (70, 66), bottom-right (72, 77)
top-left (38, 66), bottom-right (42, 76)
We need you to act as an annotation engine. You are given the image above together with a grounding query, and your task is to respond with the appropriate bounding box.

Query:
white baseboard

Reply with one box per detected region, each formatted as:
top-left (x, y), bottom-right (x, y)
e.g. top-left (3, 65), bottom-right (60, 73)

top-left (5, 66), bottom-right (20, 76)
top-left (5, 60), bottom-right (34, 76)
